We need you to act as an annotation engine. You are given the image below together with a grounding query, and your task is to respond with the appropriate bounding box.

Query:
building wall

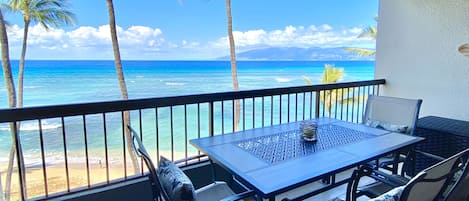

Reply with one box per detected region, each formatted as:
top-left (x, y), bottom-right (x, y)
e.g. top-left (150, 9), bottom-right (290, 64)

top-left (376, 0), bottom-right (469, 121)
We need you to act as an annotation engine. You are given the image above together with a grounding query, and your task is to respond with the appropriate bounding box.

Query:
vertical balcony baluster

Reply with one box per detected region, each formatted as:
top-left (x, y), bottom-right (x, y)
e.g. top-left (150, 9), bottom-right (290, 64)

top-left (102, 114), bottom-right (109, 183)
top-left (61, 117), bottom-right (71, 190)
top-left (38, 119), bottom-right (49, 196)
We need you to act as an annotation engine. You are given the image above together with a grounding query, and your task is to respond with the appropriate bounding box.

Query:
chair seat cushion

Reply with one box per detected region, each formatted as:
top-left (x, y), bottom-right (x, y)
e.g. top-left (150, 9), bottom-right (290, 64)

top-left (157, 156), bottom-right (197, 201)
top-left (195, 181), bottom-right (235, 201)
top-left (365, 120), bottom-right (408, 133)
top-left (368, 186), bottom-right (405, 201)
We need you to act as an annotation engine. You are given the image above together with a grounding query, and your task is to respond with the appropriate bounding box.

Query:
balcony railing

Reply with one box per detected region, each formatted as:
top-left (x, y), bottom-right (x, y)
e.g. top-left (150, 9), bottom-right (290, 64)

top-left (0, 79), bottom-right (385, 200)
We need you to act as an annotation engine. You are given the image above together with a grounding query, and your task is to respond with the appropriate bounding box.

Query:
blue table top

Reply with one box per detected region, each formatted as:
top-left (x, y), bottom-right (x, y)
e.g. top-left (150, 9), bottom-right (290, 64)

top-left (190, 117), bottom-right (424, 198)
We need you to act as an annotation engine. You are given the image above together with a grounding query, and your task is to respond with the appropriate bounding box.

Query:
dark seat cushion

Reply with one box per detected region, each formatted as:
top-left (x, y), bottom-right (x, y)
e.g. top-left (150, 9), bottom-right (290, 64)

top-left (157, 156), bottom-right (197, 201)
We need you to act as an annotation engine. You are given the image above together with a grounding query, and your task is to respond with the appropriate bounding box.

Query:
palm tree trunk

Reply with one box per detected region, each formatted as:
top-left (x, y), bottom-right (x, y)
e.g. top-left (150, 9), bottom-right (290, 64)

top-left (0, 171), bottom-right (3, 201)
top-left (0, 3), bottom-right (15, 115)
top-left (18, 19), bottom-right (30, 108)
top-left (106, 0), bottom-right (139, 174)
top-left (226, 0), bottom-right (240, 131)
top-left (5, 20), bottom-right (31, 201)
top-left (0, 9), bottom-right (26, 201)
top-left (4, 148), bottom-right (15, 201)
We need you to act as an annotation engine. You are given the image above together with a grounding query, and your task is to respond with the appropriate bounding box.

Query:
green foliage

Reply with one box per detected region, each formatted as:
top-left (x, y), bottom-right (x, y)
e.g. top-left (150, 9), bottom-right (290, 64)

top-left (346, 16), bottom-right (377, 57)
top-left (358, 26), bottom-right (377, 40)
top-left (320, 64), bottom-right (344, 84)
top-left (8, 0), bottom-right (76, 29)
top-left (304, 64), bottom-right (364, 116)
top-left (344, 47), bottom-right (376, 57)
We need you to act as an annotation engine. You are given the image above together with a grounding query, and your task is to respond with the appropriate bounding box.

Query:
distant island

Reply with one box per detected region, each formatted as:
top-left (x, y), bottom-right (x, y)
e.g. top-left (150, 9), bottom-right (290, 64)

top-left (217, 47), bottom-right (375, 61)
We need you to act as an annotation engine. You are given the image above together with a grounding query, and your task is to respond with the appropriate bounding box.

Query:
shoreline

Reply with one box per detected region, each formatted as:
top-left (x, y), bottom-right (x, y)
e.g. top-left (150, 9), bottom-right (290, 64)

top-left (0, 150), bottom-right (191, 200)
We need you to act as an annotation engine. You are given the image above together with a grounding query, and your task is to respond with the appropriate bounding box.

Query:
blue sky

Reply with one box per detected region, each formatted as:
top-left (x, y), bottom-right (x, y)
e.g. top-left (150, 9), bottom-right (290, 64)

top-left (4, 0), bottom-right (378, 60)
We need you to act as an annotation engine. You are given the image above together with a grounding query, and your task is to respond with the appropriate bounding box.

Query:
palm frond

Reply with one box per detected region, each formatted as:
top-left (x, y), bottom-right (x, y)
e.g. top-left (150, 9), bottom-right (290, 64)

top-left (9, 0), bottom-right (75, 29)
top-left (344, 47), bottom-right (376, 57)
top-left (320, 64), bottom-right (344, 84)
top-left (358, 26), bottom-right (377, 39)
top-left (339, 95), bottom-right (367, 105)
top-left (0, 3), bottom-right (14, 13)
top-left (303, 76), bottom-right (313, 85)
top-left (7, 0), bottom-right (22, 10)
top-left (303, 65), bottom-right (369, 116)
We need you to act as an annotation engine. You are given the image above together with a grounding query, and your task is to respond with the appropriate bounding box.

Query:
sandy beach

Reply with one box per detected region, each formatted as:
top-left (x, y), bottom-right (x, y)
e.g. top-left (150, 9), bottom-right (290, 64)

top-left (1, 150), bottom-right (190, 200)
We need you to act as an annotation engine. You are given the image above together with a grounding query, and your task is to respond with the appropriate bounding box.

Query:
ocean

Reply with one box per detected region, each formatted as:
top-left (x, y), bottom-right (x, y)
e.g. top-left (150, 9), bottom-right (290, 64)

top-left (0, 60), bottom-right (374, 165)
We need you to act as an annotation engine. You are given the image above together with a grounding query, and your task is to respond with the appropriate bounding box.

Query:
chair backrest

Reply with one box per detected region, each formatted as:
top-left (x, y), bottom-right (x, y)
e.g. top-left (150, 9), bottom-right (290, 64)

top-left (401, 147), bottom-right (469, 201)
top-left (445, 156), bottom-right (469, 201)
top-left (363, 95), bottom-right (423, 135)
top-left (128, 125), bottom-right (171, 201)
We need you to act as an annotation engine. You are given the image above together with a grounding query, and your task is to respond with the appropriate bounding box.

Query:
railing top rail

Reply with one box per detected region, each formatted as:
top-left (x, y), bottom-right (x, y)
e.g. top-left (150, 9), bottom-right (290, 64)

top-left (0, 79), bottom-right (385, 123)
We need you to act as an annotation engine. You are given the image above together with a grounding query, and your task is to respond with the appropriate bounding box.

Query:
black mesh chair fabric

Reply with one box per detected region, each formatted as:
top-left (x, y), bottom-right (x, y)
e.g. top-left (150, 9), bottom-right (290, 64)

top-left (362, 95), bottom-right (423, 174)
top-left (346, 147), bottom-right (469, 201)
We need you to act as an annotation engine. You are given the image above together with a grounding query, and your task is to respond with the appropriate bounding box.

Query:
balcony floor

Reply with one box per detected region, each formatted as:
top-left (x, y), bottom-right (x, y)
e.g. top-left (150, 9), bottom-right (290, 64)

top-left (274, 168), bottom-right (375, 201)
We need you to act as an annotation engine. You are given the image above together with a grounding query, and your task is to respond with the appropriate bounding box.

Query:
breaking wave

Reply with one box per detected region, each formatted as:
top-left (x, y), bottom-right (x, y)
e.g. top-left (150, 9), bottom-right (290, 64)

top-left (275, 77), bottom-right (292, 83)
top-left (165, 82), bottom-right (185, 86)
top-left (0, 121), bottom-right (62, 131)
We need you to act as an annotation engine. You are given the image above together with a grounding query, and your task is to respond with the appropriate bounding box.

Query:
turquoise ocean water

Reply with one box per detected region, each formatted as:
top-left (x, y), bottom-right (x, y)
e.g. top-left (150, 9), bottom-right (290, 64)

top-left (0, 60), bottom-right (374, 165)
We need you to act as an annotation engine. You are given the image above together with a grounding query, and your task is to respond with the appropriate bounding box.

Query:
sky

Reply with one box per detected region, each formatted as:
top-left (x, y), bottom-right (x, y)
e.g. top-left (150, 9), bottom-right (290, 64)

top-left (3, 0), bottom-right (379, 60)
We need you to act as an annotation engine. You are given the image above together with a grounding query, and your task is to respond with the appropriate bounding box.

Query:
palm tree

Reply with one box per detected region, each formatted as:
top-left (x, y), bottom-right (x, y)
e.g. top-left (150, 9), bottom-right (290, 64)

top-left (8, 0), bottom-right (75, 109)
top-left (304, 64), bottom-right (360, 117)
top-left (0, 7), bottom-right (25, 201)
top-left (345, 17), bottom-right (377, 57)
top-left (225, 0), bottom-right (240, 131)
top-left (5, 1), bottom-right (74, 198)
top-left (105, 0), bottom-right (138, 173)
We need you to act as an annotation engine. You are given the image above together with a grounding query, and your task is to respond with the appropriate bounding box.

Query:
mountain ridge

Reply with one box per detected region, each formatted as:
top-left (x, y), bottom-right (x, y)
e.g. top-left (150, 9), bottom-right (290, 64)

top-left (217, 47), bottom-right (374, 61)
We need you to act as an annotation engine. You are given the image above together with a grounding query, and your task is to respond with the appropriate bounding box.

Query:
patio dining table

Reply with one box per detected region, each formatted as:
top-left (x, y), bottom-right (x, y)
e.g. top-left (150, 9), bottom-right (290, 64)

top-left (190, 118), bottom-right (424, 201)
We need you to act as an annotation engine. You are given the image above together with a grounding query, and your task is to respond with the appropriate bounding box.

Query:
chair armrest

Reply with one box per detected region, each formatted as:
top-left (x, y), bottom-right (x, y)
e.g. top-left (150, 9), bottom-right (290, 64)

top-left (220, 190), bottom-right (256, 201)
top-left (346, 165), bottom-right (407, 201)
top-left (369, 168), bottom-right (408, 187)
top-left (347, 165), bottom-right (374, 201)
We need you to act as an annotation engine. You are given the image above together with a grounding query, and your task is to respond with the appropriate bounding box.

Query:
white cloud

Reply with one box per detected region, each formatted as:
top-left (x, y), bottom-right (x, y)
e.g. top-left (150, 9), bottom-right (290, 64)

top-left (66, 26), bottom-right (110, 48)
top-left (5, 23), bottom-right (374, 60)
top-left (321, 24), bottom-right (333, 31)
top-left (6, 24), bottom-right (168, 59)
top-left (213, 24), bottom-right (374, 52)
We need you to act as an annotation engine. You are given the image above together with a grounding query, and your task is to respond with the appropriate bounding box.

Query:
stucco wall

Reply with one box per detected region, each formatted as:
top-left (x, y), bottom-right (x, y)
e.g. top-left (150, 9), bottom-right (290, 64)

top-left (376, 0), bottom-right (469, 121)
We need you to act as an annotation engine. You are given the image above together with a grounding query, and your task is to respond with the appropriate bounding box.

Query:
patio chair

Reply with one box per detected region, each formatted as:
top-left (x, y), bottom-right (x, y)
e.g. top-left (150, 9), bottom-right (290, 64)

top-left (127, 125), bottom-right (256, 201)
top-left (445, 172), bottom-right (469, 201)
top-left (346, 147), bottom-right (469, 201)
top-left (362, 95), bottom-right (423, 174)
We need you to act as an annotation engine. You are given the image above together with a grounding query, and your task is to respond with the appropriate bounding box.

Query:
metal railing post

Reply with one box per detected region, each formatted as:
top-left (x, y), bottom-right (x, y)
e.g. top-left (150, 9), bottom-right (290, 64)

top-left (315, 91), bottom-right (320, 118)
top-left (208, 101), bottom-right (214, 136)
top-left (12, 122), bottom-right (26, 200)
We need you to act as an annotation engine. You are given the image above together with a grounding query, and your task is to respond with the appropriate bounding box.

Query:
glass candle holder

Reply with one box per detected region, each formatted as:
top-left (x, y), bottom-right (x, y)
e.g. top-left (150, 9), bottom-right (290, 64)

top-left (300, 121), bottom-right (318, 141)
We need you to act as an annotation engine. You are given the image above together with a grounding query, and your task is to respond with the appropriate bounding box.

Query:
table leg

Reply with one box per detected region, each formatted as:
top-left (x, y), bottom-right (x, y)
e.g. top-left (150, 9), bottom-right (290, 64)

top-left (407, 147), bottom-right (417, 176)
top-left (209, 159), bottom-right (217, 182)
top-left (321, 175), bottom-right (331, 184)
top-left (392, 153), bottom-right (399, 174)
